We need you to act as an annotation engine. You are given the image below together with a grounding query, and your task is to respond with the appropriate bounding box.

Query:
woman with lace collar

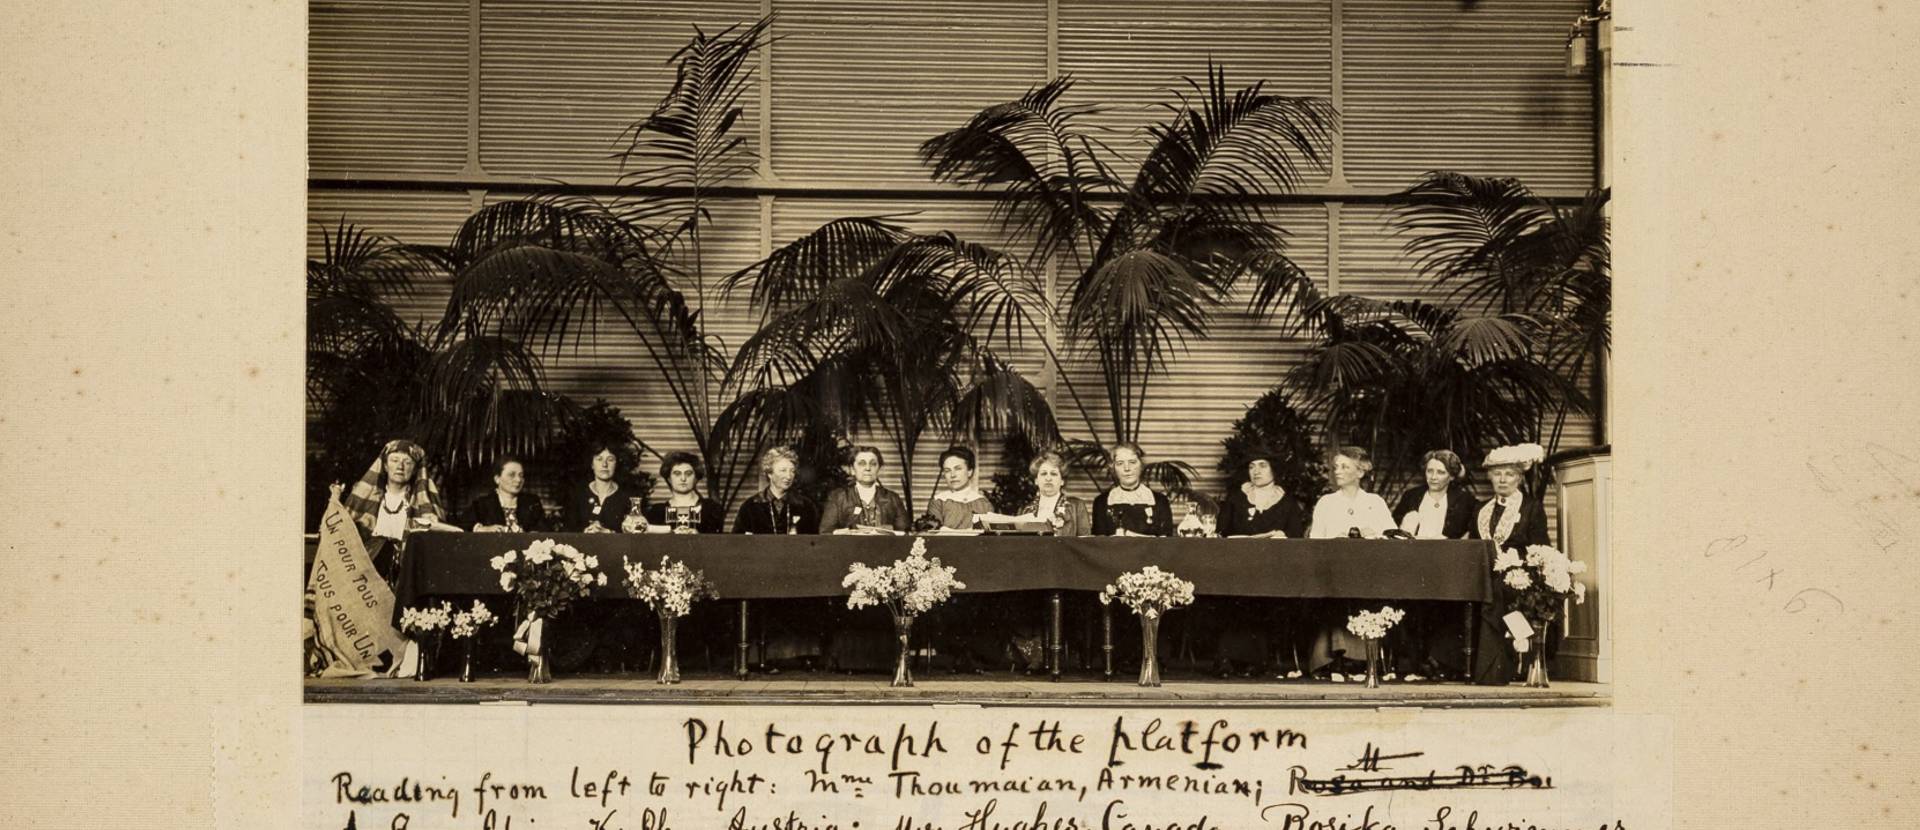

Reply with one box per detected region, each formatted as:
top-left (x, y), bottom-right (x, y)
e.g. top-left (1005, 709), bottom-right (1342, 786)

top-left (820, 445), bottom-right (911, 533)
top-left (923, 446), bottom-right (994, 530)
top-left (1218, 452), bottom-right (1307, 539)
top-left (1018, 450), bottom-right (1089, 536)
top-left (1468, 442), bottom-right (1553, 686)
top-left (644, 451), bottom-right (726, 534)
top-left (1091, 442), bottom-right (1174, 537)
top-left (1308, 446), bottom-right (1396, 539)
top-left (732, 446), bottom-right (819, 535)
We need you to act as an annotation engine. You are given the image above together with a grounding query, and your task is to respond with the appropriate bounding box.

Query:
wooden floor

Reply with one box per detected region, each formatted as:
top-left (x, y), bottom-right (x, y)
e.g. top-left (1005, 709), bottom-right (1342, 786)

top-left (306, 671), bottom-right (1610, 708)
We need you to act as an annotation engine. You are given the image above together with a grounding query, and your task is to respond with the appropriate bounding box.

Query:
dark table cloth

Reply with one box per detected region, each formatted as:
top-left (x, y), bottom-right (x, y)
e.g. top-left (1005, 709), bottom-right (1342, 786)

top-left (391, 532), bottom-right (1494, 606)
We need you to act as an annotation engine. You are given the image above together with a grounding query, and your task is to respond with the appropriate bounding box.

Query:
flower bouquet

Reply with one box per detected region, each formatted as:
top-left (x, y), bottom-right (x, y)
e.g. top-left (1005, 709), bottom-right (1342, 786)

top-left (1344, 606), bottom-right (1406, 688)
top-left (1492, 544), bottom-right (1588, 687)
top-left (623, 556), bottom-right (719, 684)
top-left (1098, 567), bottom-right (1196, 686)
top-left (490, 539), bottom-right (606, 683)
top-left (448, 600), bottom-right (497, 683)
top-left (397, 601), bottom-right (454, 681)
top-left (843, 537), bottom-right (966, 687)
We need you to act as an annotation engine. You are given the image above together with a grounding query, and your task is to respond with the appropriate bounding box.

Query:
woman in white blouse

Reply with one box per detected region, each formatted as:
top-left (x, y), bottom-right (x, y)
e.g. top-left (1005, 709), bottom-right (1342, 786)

top-left (1309, 446), bottom-right (1396, 539)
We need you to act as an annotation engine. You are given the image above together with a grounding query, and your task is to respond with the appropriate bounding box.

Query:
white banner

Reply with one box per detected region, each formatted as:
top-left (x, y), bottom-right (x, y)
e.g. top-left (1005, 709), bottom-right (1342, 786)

top-left (307, 500), bottom-right (406, 673)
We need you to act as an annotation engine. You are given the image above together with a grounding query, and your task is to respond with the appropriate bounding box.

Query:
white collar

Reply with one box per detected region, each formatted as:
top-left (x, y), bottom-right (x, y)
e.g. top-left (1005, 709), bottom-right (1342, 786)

top-left (932, 486), bottom-right (985, 504)
top-left (1107, 484), bottom-right (1156, 506)
top-left (855, 482), bottom-right (879, 501)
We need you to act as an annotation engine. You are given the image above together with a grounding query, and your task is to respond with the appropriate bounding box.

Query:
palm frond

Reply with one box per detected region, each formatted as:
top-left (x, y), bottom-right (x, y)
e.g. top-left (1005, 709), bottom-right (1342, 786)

top-left (612, 16), bottom-right (770, 251)
top-left (721, 216), bottom-right (910, 315)
top-left (918, 75), bottom-right (1121, 267)
top-left (1132, 63), bottom-right (1335, 210)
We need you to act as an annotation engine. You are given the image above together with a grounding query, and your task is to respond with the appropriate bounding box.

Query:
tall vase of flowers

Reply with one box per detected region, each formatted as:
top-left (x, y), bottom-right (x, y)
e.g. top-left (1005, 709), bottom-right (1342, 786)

top-left (398, 602), bottom-right (454, 681)
top-left (1345, 606), bottom-right (1407, 689)
top-left (843, 538), bottom-right (966, 688)
top-left (448, 600), bottom-right (497, 683)
top-left (491, 539), bottom-right (606, 684)
top-left (1098, 567), bottom-right (1197, 687)
top-left (1492, 544), bottom-right (1589, 688)
top-left (623, 556), bottom-right (719, 684)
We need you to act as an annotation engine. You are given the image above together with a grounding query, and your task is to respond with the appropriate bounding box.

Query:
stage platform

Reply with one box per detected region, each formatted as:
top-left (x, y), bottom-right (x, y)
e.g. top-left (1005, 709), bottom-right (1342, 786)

top-left (305, 673), bottom-right (1609, 708)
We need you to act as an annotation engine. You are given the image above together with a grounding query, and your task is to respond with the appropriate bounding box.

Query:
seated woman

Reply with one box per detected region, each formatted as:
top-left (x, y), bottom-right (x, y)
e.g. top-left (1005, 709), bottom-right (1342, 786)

top-left (645, 451), bottom-right (726, 534)
top-left (1019, 450), bottom-right (1088, 536)
top-left (1385, 449), bottom-right (1477, 678)
top-left (924, 446), bottom-right (994, 530)
top-left (1091, 442), bottom-right (1174, 537)
top-left (1218, 453), bottom-right (1307, 539)
top-left (333, 438), bottom-right (462, 586)
top-left (562, 444), bottom-right (643, 533)
top-left (467, 456), bottom-right (548, 533)
top-left (1308, 446), bottom-right (1396, 539)
top-left (1392, 449), bottom-right (1476, 539)
top-left (819, 445), bottom-right (911, 533)
top-left (1470, 443), bottom-right (1553, 686)
top-left (733, 446), bottom-right (819, 534)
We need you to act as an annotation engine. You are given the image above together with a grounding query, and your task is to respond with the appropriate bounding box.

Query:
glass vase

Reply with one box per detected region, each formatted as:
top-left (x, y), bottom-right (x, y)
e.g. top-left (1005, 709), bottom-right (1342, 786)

top-left (414, 636), bottom-right (438, 682)
top-left (1138, 615), bottom-right (1162, 687)
top-left (657, 614), bottom-right (682, 684)
top-left (459, 640), bottom-right (475, 683)
top-left (1522, 647), bottom-right (1550, 688)
top-left (891, 613), bottom-right (915, 688)
top-left (517, 616), bottom-right (552, 684)
top-left (1362, 637), bottom-right (1382, 689)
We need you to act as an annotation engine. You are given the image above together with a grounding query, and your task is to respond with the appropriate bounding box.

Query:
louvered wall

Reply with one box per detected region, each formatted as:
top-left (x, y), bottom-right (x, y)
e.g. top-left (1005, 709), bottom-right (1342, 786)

top-left (309, 0), bottom-right (1603, 515)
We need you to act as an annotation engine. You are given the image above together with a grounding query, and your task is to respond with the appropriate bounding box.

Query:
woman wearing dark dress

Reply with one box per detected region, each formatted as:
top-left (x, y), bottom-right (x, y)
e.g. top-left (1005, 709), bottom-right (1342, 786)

top-left (1218, 456), bottom-right (1307, 539)
top-left (467, 456), bottom-right (548, 533)
top-left (1385, 449), bottom-right (1477, 677)
top-left (733, 446), bottom-right (819, 535)
top-left (645, 451), bottom-right (726, 534)
top-left (1469, 443), bottom-right (1553, 686)
top-left (1018, 451), bottom-right (1089, 536)
top-left (1391, 449), bottom-right (1477, 539)
top-left (819, 446), bottom-right (912, 532)
top-left (1091, 442), bottom-right (1175, 537)
top-left (561, 444), bottom-right (644, 533)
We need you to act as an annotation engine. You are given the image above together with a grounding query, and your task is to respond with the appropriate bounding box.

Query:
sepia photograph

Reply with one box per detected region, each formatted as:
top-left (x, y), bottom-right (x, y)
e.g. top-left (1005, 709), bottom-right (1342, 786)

top-left (303, 0), bottom-right (1613, 709)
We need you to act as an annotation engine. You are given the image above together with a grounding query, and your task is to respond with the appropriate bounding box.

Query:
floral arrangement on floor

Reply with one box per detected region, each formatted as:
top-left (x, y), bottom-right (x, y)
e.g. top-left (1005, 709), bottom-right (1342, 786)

top-left (1099, 566), bottom-right (1196, 687)
top-left (843, 537), bottom-right (966, 617)
top-left (449, 600), bottom-right (497, 640)
top-left (1345, 605), bottom-right (1406, 640)
top-left (1493, 544), bottom-right (1589, 631)
top-left (1097, 566), bottom-right (1196, 620)
top-left (623, 556), bottom-right (720, 617)
top-left (489, 538), bottom-right (606, 620)
top-left (399, 601), bottom-right (454, 637)
top-left (844, 537), bottom-right (966, 687)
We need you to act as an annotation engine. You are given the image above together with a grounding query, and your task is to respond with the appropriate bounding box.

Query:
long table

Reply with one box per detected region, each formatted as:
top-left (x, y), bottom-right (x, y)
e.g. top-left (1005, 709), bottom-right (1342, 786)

top-left (383, 533), bottom-right (1494, 680)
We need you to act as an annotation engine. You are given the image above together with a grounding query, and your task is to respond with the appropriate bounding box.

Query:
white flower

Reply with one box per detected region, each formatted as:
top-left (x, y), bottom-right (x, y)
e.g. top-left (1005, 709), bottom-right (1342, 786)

top-left (527, 548), bottom-right (552, 565)
top-left (1543, 568), bottom-right (1572, 594)
top-left (1503, 569), bottom-right (1533, 590)
top-left (1571, 581), bottom-right (1588, 603)
top-left (500, 572), bottom-right (516, 591)
top-left (596, 573), bottom-right (608, 587)
top-left (489, 554), bottom-right (507, 572)
top-left (584, 555), bottom-right (599, 570)
top-left (1493, 549), bottom-right (1523, 572)
top-left (1567, 559), bottom-right (1589, 575)
top-left (503, 550), bottom-right (517, 564)
top-left (1525, 548), bottom-right (1547, 567)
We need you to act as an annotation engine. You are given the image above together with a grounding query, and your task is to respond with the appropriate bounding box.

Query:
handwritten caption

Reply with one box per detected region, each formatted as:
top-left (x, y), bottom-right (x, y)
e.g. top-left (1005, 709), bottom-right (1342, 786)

top-left (316, 712), bottom-right (1638, 830)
